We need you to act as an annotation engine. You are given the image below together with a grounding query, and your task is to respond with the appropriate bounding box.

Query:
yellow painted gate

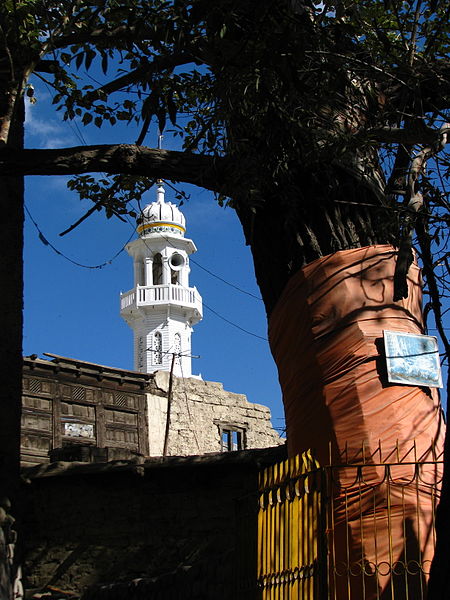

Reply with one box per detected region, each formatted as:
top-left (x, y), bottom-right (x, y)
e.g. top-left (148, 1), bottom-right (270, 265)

top-left (257, 450), bottom-right (326, 599)
top-left (256, 444), bottom-right (442, 600)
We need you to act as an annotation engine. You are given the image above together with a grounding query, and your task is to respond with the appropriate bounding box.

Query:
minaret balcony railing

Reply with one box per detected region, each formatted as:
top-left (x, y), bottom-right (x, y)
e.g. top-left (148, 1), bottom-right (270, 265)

top-left (120, 284), bottom-right (202, 314)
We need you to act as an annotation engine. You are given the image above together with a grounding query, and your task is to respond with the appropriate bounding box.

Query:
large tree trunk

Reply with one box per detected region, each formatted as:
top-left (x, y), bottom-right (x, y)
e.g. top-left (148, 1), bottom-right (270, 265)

top-left (236, 166), bottom-right (396, 314)
top-left (0, 73), bottom-right (24, 597)
top-left (236, 167), bottom-right (445, 599)
top-left (0, 121), bottom-right (23, 499)
top-left (428, 431), bottom-right (450, 599)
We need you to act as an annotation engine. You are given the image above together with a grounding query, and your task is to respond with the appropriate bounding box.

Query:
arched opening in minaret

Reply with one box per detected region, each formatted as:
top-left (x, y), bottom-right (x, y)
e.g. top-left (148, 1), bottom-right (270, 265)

top-left (153, 331), bottom-right (162, 365)
top-left (152, 253), bottom-right (163, 285)
top-left (174, 333), bottom-right (181, 368)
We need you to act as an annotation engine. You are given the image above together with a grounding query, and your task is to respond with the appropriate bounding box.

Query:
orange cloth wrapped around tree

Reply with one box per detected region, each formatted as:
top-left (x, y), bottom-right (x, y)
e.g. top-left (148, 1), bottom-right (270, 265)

top-left (268, 245), bottom-right (445, 599)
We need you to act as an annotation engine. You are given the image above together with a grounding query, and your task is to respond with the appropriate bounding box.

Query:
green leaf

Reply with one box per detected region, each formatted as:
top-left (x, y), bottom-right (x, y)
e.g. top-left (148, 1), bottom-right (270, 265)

top-left (157, 109), bottom-right (166, 134)
top-left (75, 52), bottom-right (84, 70)
top-left (84, 49), bottom-right (96, 71)
top-left (101, 53), bottom-right (108, 75)
top-left (82, 113), bottom-right (93, 125)
top-left (167, 95), bottom-right (177, 126)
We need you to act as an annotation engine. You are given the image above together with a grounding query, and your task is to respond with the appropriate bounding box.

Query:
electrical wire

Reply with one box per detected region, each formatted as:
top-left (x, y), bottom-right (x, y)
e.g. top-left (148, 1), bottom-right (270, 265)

top-left (125, 214), bottom-right (268, 341)
top-left (179, 358), bottom-right (201, 453)
top-left (189, 258), bottom-right (262, 300)
top-left (25, 203), bottom-right (134, 269)
top-left (27, 186), bottom-right (267, 340)
top-left (202, 300), bottom-right (268, 341)
top-left (126, 210), bottom-right (263, 301)
top-left (28, 83), bottom-right (262, 302)
top-left (27, 81), bottom-right (266, 339)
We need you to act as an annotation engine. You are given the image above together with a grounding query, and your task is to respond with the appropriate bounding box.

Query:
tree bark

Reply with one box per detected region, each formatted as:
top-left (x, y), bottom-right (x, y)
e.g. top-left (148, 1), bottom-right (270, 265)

top-left (236, 164), bottom-right (445, 599)
top-left (0, 145), bottom-right (231, 195)
top-left (235, 165), bottom-right (397, 315)
top-left (0, 168), bottom-right (23, 495)
top-left (0, 93), bottom-right (23, 599)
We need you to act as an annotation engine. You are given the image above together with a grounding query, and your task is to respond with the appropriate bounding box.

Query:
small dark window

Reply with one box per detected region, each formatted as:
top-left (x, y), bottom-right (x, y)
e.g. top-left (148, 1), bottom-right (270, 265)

top-left (154, 332), bottom-right (163, 365)
top-left (221, 428), bottom-right (245, 452)
top-left (153, 253), bottom-right (163, 285)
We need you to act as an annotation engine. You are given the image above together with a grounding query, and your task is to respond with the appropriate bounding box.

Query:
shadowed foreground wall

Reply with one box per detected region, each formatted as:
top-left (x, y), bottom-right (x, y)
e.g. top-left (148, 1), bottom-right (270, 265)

top-left (21, 446), bottom-right (285, 599)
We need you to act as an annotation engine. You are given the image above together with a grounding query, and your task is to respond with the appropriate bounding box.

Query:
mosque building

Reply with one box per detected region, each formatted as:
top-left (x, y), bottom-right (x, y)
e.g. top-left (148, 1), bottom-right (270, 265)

top-left (21, 183), bottom-right (282, 465)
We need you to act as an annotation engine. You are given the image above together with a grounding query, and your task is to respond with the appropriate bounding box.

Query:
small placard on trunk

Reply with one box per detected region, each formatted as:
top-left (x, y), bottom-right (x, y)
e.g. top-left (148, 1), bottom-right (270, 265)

top-left (383, 330), bottom-right (442, 388)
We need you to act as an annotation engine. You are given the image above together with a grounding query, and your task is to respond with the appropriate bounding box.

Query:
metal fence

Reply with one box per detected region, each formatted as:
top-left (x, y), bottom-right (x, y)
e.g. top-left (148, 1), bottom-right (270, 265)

top-left (257, 443), bottom-right (443, 600)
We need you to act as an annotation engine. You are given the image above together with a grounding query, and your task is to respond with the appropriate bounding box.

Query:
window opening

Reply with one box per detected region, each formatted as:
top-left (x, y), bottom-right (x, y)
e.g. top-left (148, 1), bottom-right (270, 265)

top-left (174, 333), bottom-right (181, 367)
top-left (154, 331), bottom-right (163, 365)
top-left (221, 428), bottom-right (245, 452)
top-left (152, 253), bottom-right (163, 285)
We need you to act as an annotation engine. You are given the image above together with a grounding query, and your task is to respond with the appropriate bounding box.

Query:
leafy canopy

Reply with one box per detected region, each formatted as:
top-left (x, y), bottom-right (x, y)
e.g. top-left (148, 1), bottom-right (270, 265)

top-left (3, 1), bottom-right (450, 188)
top-left (2, 0), bottom-right (450, 341)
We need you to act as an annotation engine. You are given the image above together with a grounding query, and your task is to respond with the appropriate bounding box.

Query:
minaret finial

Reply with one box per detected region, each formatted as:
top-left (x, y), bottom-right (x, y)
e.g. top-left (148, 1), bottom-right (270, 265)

top-left (156, 180), bottom-right (165, 204)
top-left (156, 130), bottom-right (165, 204)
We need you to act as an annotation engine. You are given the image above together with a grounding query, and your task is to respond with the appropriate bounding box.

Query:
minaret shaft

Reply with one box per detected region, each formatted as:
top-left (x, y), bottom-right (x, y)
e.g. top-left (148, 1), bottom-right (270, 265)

top-left (120, 184), bottom-right (202, 377)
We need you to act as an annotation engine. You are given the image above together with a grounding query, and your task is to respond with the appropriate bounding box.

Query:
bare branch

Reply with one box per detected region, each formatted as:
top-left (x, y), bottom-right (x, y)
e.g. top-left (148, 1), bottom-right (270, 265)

top-left (59, 200), bottom-right (103, 236)
top-left (394, 123), bottom-right (450, 300)
top-left (408, 0), bottom-right (423, 66)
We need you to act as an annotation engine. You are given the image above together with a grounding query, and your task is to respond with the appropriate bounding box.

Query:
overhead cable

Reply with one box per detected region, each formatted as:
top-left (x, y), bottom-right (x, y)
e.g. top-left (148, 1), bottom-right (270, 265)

top-left (25, 203), bottom-right (134, 269)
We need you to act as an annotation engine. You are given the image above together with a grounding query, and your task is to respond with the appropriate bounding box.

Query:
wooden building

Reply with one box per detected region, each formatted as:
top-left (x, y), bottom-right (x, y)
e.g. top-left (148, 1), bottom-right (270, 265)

top-left (22, 354), bottom-right (150, 466)
top-left (22, 353), bottom-right (282, 466)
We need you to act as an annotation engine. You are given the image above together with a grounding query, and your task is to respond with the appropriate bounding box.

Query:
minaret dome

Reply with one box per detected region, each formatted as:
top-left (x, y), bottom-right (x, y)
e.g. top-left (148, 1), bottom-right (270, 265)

top-left (137, 182), bottom-right (186, 238)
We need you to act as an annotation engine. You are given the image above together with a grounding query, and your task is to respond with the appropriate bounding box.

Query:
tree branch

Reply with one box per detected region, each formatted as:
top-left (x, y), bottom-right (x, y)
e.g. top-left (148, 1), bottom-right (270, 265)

top-left (50, 24), bottom-right (146, 49)
top-left (393, 123), bottom-right (450, 300)
top-left (367, 125), bottom-right (450, 146)
top-left (0, 145), bottom-right (231, 194)
top-left (89, 52), bottom-right (195, 98)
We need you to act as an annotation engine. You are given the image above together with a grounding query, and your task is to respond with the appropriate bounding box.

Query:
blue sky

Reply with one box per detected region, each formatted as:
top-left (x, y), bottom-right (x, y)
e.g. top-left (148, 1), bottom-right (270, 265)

top-left (23, 81), bottom-right (286, 434)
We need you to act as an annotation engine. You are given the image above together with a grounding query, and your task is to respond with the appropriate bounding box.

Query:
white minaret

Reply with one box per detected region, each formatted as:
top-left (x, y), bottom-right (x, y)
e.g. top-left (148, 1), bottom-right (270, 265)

top-left (120, 182), bottom-right (202, 377)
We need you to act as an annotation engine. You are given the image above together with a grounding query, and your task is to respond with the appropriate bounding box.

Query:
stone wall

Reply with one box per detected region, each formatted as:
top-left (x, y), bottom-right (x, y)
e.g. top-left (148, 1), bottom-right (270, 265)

top-left (21, 446), bottom-right (286, 599)
top-left (22, 356), bottom-right (283, 465)
top-left (146, 371), bottom-right (282, 456)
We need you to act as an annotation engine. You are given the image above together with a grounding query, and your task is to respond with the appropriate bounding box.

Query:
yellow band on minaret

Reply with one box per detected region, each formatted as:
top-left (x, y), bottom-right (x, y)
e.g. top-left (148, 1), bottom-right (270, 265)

top-left (137, 221), bottom-right (186, 234)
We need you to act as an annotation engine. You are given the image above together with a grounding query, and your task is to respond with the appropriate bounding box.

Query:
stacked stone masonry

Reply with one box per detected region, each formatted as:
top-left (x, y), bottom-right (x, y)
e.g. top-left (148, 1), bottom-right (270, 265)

top-left (22, 355), bottom-right (282, 465)
top-left (147, 371), bottom-right (282, 456)
top-left (22, 447), bottom-right (287, 599)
